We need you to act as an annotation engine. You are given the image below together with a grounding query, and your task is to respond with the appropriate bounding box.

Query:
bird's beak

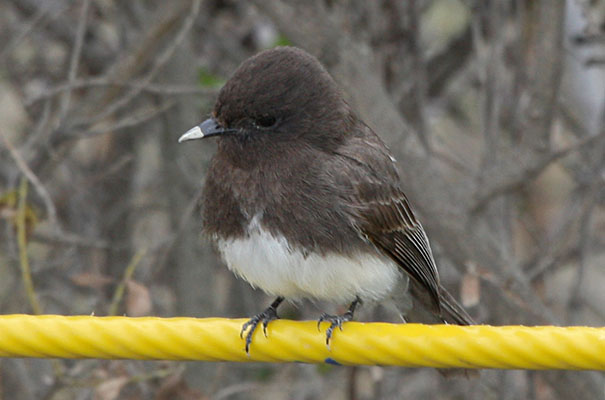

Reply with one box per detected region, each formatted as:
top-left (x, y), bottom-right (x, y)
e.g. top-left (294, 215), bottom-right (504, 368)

top-left (178, 118), bottom-right (232, 142)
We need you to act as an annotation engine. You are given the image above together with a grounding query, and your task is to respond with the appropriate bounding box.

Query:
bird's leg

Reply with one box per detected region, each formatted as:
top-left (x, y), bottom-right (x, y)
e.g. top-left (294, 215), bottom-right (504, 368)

top-left (317, 297), bottom-right (361, 346)
top-left (240, 296), bottom-right (284, 353)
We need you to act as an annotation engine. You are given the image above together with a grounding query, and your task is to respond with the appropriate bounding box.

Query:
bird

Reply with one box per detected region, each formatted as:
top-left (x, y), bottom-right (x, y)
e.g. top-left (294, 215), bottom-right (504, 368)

top-left (179, 46), bottom-right (474, 353)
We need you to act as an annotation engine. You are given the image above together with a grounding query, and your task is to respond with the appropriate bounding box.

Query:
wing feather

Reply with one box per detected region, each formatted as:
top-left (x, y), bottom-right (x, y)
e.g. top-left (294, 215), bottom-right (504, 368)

top-left (332, 130), bottom-right (442, 312)
top-left (361, 191), bottom-right (442, 312)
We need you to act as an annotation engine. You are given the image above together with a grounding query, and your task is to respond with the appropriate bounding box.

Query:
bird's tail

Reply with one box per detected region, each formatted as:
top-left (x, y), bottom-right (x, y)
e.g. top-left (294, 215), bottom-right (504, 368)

top-left (406, 280), bottom-right (475, 325)
top-left (438, 284), bottom-right (475, 325)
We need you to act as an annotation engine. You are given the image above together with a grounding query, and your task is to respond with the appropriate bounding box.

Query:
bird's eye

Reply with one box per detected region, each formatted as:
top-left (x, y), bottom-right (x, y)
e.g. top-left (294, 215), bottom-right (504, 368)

top-left (254, 115), bottom-right (277, 129)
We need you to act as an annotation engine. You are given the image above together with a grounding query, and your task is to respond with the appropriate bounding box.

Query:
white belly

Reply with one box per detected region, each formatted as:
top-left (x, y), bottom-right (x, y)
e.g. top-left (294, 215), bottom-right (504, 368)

top-left (216, 226), bottom-right (402, 304)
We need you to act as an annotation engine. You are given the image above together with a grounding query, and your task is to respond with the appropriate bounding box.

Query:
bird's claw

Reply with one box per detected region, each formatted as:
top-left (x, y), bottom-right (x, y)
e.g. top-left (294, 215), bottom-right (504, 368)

top-left (317, 312), bottom-right (352, 347)
top-left (240, 306), bottom-right (279, 354)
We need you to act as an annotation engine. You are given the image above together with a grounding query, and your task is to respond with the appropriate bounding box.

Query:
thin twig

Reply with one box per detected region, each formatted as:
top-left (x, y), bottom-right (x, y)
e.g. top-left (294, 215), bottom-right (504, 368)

top-left (567, 201), bottom-right (594, 318)
top-left (26, 79), bottom-right (216, 107)
top-left (80, 0), bottom-right (202, 127)
top-left (472, 131), bottom-right (605, 212)
top-left (478, 0), bottom-right (502, 168)
top-left (406, 0), bottom-right (431, 155)
top-left (525, 190), bottom-right (584, 281)
top-left (0, 4), bottom-right (69, 62)
top-left (68, 101), bottom-right (175, 139)
top-left (1, 130), bottom-right (59, 229)
top-left (23, 99), bottom-right (52, 153)
top-left (56, 0), bottom-right (91, 125)
top-left (16, 178), bottom-right (42, 315)
top-left (108, 248), bottom-right (147, 316)
top-left (152, 186), bottom-right (205, 277)
top-left (527, 182), bottom-right (603, 281)
top-left (567, 105), bottom-right (605, 318)
top-left (31, 230), bottom-right (113, 250)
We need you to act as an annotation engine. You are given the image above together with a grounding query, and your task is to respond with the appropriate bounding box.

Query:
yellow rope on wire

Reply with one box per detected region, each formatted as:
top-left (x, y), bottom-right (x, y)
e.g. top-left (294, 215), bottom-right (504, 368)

top-left (0, 315), bottom-right (603, 369)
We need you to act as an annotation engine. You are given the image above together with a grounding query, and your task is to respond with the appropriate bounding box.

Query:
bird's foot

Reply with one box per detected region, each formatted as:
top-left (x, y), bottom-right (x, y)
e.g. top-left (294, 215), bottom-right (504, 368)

top-left (240, 297), bottom-right (283, 354)
top-left (317, 297), bottom-right (361, 347)
top-left (317, 312), bottom-right (353, 346)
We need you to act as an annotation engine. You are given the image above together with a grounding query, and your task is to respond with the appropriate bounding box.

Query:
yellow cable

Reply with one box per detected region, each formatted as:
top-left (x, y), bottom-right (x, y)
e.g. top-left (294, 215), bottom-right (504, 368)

top-left (0, 315), bottom-right (603, 369)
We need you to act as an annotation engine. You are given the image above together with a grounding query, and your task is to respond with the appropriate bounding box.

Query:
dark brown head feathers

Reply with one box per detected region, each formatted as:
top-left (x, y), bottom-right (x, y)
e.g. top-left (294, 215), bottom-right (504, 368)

top-left (213, 46), bottom-right (351, 150)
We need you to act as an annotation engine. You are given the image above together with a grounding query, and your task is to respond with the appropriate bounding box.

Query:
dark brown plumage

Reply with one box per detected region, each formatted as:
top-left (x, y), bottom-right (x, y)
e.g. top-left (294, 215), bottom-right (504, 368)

top-left (180, 46), bottom-right (473, 351)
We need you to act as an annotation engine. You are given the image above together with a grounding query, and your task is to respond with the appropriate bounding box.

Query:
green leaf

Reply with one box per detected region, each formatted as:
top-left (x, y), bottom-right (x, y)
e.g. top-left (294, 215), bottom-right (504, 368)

top-left (272, 34), bottom-right (292, 47)
top-left (197, 68), bottom-right (225, 88)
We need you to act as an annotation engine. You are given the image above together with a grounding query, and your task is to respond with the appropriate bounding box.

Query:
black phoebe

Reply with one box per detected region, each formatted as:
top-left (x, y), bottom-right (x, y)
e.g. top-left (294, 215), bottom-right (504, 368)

top-left (179, 46), bottom-right (474, 352)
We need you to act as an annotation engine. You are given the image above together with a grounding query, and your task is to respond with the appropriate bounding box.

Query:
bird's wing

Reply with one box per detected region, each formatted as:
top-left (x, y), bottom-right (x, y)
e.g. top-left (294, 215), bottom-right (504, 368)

top-left (332, 129), bottom-right (442, 312)
top-left (357, 183), bottom-right (441, 312)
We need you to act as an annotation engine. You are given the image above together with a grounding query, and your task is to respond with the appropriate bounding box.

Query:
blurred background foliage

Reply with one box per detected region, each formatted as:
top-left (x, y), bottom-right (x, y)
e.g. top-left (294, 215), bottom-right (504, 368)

top-left (0, 0), bottom-right (604, 399)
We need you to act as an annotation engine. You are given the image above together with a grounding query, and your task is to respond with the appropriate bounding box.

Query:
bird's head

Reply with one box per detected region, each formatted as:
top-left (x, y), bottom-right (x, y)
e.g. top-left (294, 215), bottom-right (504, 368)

top-left (179, 46), bottom-right (350, 149)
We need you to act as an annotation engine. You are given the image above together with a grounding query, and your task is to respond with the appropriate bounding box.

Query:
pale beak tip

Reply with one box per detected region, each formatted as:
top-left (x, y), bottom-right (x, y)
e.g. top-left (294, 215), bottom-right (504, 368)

top-left (178, 126), bottom-right (204, 143)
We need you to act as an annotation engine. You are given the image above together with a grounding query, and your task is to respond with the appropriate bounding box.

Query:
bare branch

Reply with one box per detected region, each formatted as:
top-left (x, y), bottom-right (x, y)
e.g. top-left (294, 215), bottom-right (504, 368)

top-left (518, 0), bottom-right (566, 148)
top-left (76, 0), bottom-right (202, 128)
top-left (25, 79), bottom-right (217, 107)
top-left (55, 0), bottom-right (90, 126)
top-left (0, 130), bottom-right (59, 229)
